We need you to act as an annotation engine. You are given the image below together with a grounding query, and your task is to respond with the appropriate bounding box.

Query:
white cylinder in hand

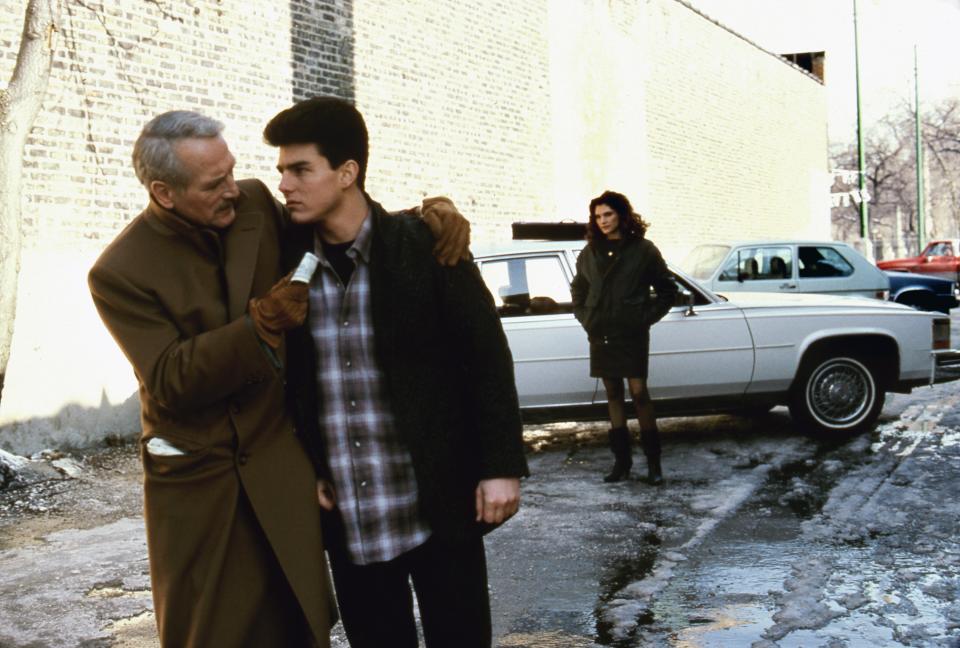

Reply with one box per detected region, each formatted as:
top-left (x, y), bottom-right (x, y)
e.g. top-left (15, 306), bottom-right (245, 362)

top-left (291, 252), bottom-right (320, 284)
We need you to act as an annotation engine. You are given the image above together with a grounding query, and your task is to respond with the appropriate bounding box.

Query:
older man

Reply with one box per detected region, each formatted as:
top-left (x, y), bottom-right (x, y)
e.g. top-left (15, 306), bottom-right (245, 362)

top-left (88, 111), bottom-right (468, 647)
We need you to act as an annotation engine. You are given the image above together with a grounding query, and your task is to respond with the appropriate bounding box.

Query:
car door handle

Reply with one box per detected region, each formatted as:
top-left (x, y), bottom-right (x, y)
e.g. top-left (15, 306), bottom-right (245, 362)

top-left (780, 283), bottom-right (798, 289)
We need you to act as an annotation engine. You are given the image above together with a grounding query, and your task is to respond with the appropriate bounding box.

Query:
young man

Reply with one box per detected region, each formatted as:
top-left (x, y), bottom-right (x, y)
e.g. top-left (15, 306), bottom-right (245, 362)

top-left (88, 111), bottom-right (470, 647)
top-left (264, 97), bottom-right (528, 648)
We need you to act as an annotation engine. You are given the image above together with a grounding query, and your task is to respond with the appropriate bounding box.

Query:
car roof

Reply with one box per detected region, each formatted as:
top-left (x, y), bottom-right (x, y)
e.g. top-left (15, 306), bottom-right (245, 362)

top-left (713, 240), bottom-right (855, 248)
top-left (473, 239), bottom-right (586, 257)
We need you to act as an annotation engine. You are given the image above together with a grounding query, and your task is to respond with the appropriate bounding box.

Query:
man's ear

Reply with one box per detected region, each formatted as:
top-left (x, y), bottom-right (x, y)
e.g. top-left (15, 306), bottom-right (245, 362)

top-left (149, 180), bottom-right (177, 210)
top-left (336, 160), bottom-right (359, 189)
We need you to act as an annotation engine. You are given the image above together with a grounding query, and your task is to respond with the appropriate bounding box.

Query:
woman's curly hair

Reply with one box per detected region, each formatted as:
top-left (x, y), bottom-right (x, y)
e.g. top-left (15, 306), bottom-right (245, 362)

top-left (586, 190), bottom-right (649, 242)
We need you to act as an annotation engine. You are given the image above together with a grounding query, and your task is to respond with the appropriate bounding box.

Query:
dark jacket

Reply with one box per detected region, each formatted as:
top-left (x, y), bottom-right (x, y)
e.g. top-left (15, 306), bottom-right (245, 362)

top-left (284, 199), bottom-right (528, 541)
top-left (570, 236), bottom-right (678, 341)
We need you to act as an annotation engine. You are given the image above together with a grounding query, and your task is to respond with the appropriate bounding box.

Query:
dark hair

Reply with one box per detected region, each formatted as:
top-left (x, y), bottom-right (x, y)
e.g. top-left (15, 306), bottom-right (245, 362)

top-left (586, 190), bottom-right (648, 242)
top-left (263, 96), bottom-right (369, 190)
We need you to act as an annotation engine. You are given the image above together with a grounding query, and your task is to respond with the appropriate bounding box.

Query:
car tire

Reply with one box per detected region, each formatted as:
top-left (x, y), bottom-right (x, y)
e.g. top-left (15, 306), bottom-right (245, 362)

top-left (788, 353), bottom-right (884, 435)
top-left (895, 292), bottom-right (935, 312)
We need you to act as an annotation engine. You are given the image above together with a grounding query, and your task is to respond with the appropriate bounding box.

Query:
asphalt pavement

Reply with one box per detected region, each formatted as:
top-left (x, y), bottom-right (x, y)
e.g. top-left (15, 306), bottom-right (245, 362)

top-left (2, 313), bottom-right (960, 647)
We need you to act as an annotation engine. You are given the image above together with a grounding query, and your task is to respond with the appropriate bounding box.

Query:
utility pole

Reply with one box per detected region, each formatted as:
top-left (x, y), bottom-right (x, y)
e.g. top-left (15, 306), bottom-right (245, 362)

top-left (914, 44), bottom-right (926, 252)
top-left (853, 0), bottom-right (869, 242)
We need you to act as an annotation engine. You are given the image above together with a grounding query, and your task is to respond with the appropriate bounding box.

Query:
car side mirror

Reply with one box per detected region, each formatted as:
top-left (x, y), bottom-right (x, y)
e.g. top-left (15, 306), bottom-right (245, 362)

top-left (683, 290), bottom-right (697, 317)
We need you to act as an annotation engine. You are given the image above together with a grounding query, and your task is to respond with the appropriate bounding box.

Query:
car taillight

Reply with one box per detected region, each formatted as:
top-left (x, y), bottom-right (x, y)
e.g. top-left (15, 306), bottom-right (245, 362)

top-left (875, 290), bottom-right (889, 300)
top-left (933, 318), bottom-right (951, 350)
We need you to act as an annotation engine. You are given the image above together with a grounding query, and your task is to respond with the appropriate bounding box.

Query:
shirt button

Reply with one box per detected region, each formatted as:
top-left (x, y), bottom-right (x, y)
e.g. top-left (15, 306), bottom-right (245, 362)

top-left (343, 321), bottom-right (350, 327)
top-left (238, 453), bottom-right (249, 466)
top-left (350, 400), bottom-right (357, 408)
top-left (345, 360), bottom-right (352, 368)
top-left (360, 480), bottom-right (367, 487)
top-left (354, 441), bottom-right (361, 448)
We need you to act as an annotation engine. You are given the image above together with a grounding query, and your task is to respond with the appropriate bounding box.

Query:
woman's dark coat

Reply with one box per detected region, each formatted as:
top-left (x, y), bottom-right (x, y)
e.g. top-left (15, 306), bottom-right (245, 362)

top-left (570, 236), bottom-right (678, 377)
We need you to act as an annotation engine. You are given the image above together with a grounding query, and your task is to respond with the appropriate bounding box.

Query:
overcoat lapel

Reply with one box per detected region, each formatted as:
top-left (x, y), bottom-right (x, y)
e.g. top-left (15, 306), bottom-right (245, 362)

top-left (224, 207), bottom-right (263, 321)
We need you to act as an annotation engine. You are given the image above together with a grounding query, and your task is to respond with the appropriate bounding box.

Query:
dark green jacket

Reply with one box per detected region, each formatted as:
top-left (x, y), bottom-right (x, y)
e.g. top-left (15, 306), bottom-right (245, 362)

top-left (283, 199), bottom-right (528, 541)
top-left (571, 236), bottom-right (678, 341)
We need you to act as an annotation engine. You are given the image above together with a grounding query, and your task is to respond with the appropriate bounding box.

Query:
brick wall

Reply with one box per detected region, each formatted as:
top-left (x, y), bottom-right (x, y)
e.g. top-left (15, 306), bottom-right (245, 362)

top-left (1, 0), bottom-right (827, 253)
top-left (642, 0), bottom-right (830, 255)
top-left (0, 0), bottom-right (828, 451)
top-left (349, 0), bottom-right (554, 243)
top-left (0, 0), bottom-right (349, 251)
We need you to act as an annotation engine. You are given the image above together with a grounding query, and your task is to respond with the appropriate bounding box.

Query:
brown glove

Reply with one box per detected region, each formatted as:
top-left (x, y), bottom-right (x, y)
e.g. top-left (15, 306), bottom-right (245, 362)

top-left (248, 274), bottom-right (308, 349)
top-left (419, 196), bottom-right (471, 266)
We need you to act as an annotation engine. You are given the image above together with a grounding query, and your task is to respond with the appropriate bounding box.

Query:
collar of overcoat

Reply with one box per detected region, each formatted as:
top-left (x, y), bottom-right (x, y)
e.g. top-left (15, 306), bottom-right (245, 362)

top-left (142, 185), bottom-right (263, 321)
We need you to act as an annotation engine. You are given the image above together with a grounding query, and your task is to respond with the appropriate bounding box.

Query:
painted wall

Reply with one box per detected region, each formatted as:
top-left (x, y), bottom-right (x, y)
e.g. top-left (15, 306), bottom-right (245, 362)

top-left (0, 0), bottom-right (827, 453)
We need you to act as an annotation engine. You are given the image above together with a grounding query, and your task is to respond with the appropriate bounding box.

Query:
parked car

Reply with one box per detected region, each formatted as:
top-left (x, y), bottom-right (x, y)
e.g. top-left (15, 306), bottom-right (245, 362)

top-left (679, 240), bottom-right (889, 300)
top-left (877, 239), bottom-right (960, 282)
top-left (886, 271), bottom-right (959, 314)
top-left (474, 238), bottom-right (952, 435)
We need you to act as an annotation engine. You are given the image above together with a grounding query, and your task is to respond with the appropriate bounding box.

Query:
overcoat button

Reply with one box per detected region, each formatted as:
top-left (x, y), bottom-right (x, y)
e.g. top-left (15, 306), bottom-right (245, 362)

top-left (238, 453), bottom-right (249, 466)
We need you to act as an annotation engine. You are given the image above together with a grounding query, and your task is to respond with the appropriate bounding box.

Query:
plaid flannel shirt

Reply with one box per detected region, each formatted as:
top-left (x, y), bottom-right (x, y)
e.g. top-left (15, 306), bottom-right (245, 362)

top-left (308, 213), bottom-right (430, 565)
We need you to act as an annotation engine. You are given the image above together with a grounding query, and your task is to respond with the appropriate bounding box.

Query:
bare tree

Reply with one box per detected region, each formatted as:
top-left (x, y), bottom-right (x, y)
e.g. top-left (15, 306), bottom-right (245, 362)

top-left (923, 98), bottom-right (960, 236)
top-left (831, 100), bottom-right (960, 253)
top-left (831, 115), bottom-right (916, 246)
top-left (0, 0), bottom-right (63, 400)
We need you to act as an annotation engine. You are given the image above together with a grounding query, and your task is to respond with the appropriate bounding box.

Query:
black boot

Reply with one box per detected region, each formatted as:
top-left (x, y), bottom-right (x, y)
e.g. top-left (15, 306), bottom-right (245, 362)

top-left (603, 427), bottom-right (632, 483)
top-left (640, 427), bottom-right (664, 485)
top-left (646, 454), bottom-right (663, 485)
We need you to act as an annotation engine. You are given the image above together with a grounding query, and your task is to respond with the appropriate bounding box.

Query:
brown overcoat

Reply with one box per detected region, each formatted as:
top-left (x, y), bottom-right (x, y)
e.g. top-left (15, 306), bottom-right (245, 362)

top-left (89, 179), bottom-right (334, 647)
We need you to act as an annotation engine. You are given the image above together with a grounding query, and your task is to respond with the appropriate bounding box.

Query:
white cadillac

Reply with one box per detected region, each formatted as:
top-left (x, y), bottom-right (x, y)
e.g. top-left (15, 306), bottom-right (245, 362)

top-left (474, 240), bottom-right (954, 435)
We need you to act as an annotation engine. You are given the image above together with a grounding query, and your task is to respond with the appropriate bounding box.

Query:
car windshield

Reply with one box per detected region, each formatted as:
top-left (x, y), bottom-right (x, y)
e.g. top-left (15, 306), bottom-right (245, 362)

top-left (679, 244), bottom-right (730, 280)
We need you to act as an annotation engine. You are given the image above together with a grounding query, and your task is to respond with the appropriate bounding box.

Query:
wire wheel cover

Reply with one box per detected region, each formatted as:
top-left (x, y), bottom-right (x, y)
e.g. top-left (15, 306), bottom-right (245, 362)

top-left (805, 358), bottom-right (875, 427)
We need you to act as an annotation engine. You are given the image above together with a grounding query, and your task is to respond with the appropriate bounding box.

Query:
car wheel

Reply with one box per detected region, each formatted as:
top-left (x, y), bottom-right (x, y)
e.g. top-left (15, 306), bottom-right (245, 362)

top-left (788, 354), bottom-right (884, 435)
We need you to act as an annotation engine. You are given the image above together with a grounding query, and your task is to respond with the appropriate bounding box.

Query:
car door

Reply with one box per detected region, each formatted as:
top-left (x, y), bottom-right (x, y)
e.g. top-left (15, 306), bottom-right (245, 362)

top-left (923, 241), bottom-right (957, 281)
top-left (648, 276), bottom-right (755, 399)
top-left (712, 245), bottom-right (797, 295)
top-left (476, 252), bottom-right (597, 408)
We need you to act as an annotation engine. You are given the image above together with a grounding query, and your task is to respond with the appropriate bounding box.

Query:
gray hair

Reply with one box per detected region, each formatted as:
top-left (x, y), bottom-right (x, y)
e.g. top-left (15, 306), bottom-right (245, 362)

top-left (132, 111), bottom-right (225, 189)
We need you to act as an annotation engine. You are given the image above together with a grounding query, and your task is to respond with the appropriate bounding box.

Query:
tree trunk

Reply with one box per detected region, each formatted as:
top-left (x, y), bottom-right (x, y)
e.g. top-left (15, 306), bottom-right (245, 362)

top-left (0, 0), bottom-right (61, 401)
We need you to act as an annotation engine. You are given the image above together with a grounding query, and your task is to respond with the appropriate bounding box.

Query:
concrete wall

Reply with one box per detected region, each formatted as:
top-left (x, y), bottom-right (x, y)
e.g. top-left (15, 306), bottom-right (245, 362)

top-left (0, 0), bottom-right (828, 453)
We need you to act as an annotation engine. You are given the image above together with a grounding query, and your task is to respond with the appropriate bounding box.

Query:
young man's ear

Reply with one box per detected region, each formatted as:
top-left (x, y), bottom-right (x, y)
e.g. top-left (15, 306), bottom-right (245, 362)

top-left (336, 160), bottom-right (359, 189)
top-left (149, 180), bottom-right (177, 210)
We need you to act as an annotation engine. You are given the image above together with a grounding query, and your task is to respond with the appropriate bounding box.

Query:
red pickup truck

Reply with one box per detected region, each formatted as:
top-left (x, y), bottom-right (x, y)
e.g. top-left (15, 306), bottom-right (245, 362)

top-left (877, 239), bottom-right (960, 282)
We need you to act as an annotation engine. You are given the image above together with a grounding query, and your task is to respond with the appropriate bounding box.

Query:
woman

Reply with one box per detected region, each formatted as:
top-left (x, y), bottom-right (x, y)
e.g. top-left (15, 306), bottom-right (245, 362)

top-left (571, 191), bottom-right (678, 484)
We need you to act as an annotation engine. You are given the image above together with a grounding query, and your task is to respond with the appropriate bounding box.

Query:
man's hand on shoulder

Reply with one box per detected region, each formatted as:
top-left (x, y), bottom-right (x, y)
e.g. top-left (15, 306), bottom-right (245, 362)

top-left (416, 196), bottom-right (471, 266)
top-left (474, 477), bottom-right (520, 525)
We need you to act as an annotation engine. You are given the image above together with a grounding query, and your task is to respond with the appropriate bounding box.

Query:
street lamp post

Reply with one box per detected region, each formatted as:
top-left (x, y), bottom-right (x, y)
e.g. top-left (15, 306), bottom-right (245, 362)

top-left (853, 0), bottom-right (869, 244)
top-left (914, 44), bottom-right (926, 253)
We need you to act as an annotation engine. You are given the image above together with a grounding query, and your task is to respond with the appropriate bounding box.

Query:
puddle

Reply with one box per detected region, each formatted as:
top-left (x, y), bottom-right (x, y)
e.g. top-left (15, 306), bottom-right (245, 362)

top-left (616, 443), bottom-right (856, 646)
top-left (644, 533), bottom-right (807, 646)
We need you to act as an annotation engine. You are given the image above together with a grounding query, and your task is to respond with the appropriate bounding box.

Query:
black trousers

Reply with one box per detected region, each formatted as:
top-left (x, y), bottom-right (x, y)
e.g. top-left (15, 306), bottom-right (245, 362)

top-left (328, 533), bottom-right (491, 648)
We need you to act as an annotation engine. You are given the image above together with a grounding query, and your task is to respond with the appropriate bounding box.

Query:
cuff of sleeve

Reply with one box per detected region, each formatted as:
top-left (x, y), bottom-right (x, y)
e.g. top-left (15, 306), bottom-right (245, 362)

top-left (244, 314), bottom-right (283, 370)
